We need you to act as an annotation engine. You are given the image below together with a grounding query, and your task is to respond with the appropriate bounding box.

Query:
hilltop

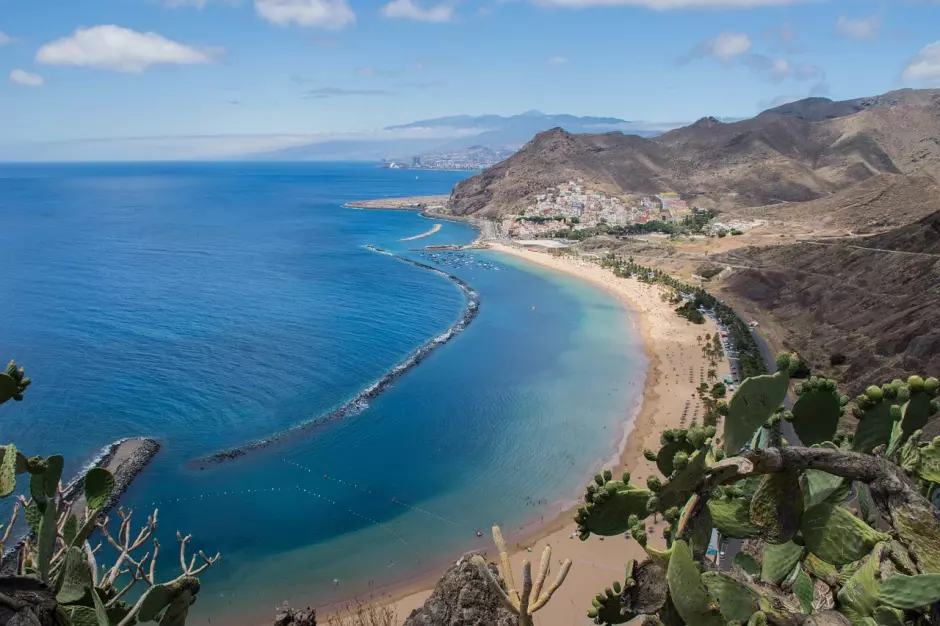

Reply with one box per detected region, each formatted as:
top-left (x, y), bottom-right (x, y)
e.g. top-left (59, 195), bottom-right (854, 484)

top-left (446, 88), bottom-right (940, 218)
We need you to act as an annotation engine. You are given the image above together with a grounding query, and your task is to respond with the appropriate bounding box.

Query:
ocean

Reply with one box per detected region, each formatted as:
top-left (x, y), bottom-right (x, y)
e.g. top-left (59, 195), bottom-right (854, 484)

top-left (0, 162), bottom-right (646, 624)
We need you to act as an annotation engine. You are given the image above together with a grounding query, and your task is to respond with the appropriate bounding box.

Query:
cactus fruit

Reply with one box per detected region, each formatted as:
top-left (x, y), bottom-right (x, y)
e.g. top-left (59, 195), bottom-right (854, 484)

top-left (851, 381), bottom-right (903, 454)
top-left (576, 474), bottom-right (652, 538)
top-left (701, 571), bottom-right (761, 622)
top-left (801, 503), bottom-right (890, 567)
top-left (707, 497), bottom-right (761, 539)
top-left (836, 543), bottom-right (888, 621)
top-left (788, 377), bottom-right (845, 446)
top-left (896, 376), bottom-right (940, 444)
top-left (749, 470), bottom-right (804, 543)
top-left (876, 572), bottom-right (940, 609)
top-left (0, 360), bottom-right (31, 404)
top-left (666, 540), bottom-right (724, 626)
top-left (761, 541), bottom-right (804, 585)
top-left (588, 559), bottom-right (669, 623)
top-left (723, 360), bottom-right (791, 456)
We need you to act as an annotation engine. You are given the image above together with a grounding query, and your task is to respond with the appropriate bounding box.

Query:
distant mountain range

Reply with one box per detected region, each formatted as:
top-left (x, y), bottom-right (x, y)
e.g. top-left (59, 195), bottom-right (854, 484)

top-left (252, 112), bottom-right (678, 163)
top-left (447, 88), bottom-right (940, 217)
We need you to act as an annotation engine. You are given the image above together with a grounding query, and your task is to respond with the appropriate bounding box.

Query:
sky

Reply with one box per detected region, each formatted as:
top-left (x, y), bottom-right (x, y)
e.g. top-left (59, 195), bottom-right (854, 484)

top-left (1, 0), bottom-right (939, 159)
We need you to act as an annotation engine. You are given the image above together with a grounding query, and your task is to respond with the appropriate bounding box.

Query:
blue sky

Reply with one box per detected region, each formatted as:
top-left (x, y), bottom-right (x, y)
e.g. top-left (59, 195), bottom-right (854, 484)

top-left (1, 0), bottom-right (938, 159)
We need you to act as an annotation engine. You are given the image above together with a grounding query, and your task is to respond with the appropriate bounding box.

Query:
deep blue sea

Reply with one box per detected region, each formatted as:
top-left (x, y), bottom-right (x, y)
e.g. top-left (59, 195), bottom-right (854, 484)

top-left (0, 162), bottom-right (645, 624)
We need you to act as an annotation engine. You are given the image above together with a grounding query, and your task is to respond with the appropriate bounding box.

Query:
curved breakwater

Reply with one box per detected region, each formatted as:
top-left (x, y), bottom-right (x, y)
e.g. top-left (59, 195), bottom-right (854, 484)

top-left (400, 223), bottom-right (442, 241)
top-left (189, 245), bottom-right (480, 469)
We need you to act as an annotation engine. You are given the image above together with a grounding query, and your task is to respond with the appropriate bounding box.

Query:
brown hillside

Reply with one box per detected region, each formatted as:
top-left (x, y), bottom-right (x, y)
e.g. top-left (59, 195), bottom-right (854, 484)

top-left (447, 88), bottom-right (940, 217)
top-left (716, 211), bottom-right (940, 395)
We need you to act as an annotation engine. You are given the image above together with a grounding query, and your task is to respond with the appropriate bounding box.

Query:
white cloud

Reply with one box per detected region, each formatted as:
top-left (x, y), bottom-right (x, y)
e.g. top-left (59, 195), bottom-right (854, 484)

top-left (0, 29), bottom-right (13, 46)
top-left (707, 32), bottom-right (752, 59)
top-left (255, 0), bottom-right (356, 28)
top-left (903, 41), bottom-right (940, 83)
top-left (532, 0), bottom-right (813, 8)
top-left (10, 69), bottom-right (44, 87)
top-left (36, 26), bottom-right (217, 73)
top-left (549, 55), bottom-right (568, 65)
top-left (380, 0), bottom-right (453, 22)
top-left (835, 15), bottom-right (880, 42)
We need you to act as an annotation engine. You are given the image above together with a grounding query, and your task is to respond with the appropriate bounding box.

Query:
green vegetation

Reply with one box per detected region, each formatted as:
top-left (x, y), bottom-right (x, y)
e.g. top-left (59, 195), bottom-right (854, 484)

top-left (568, 363), bottom-right (940, 625)
top-left (699, 267), bottom-right (724, 281)
top-left (601, 254), bottom-right (767, 380)
top-left (540, 208), bottom-right (717, 240)
top-left (676, 301), bottom-right (705, 324)
top-left (0, 360), bottom-right (218, 626)
top-left (730, 229), bottom-right (744, 236)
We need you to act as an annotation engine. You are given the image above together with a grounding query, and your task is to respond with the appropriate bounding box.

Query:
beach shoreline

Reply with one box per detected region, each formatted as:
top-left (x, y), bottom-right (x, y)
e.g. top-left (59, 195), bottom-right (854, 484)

top-left (308, 241), bottom-right (729, 624)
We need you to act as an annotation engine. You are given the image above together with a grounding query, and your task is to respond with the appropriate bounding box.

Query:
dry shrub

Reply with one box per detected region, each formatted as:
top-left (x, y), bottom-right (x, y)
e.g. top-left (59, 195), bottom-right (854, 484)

top-left (324, 599), bottom-right (398, 626)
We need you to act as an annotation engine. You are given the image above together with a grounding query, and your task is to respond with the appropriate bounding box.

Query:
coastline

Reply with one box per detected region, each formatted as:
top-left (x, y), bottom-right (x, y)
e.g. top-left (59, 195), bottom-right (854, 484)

top-left (343, 195), bottom-right (449, 210)
top-left (336, 242), bottom-right (731, 624)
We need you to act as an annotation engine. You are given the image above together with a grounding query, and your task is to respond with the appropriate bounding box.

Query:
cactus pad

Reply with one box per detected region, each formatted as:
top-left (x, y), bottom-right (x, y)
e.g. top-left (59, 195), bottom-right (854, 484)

top-left (723, 366), bottom-right (790, 456)
top-left (666, 540), bottom-right (724, 626)
top-left (708, 497), bottom-right (761, 539)
top-left (851, 381), bottom-right (902, 454)
top-left (789, 377), bottom-right (844, 446)
top-left (761, 541), bottom-right (804, 585)
top-left (701, 571), bottom-right (761, 623)
top-left (0, 361), bottom-right (30, 404)
top-left (914, 435), bottom-right (940, 483)
top-left (803, 553), bottom-right (840, 587)
top-left (0, 443), bottom-right (18, 498)
top-left (801, 503), bottom-right (890, 567)
top-left (896, 376), bottom-right (940, 445)
top-left (733, 553), bottom-right (761, 577)
top-left (749, 470), bottom-right (804, 543)
top-left (877, 572), bottom-right (940, 609)
top-left (791, 565), bottom-right (814, 614)
top-left (802, 464), bottom-right (850, 510)
top-left (654, 430), bottom-right (698, 478)
top-left (836, 543), bottom-right (887, 620)
top-left (576, 475), bottom-right (652, 538)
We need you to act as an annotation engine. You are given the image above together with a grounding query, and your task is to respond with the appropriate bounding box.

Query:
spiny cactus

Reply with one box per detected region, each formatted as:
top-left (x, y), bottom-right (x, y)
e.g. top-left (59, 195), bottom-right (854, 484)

top-left (1, 357), bottom-right (219, 626)
top-left (587, 559), bottom-right (668, 624)
top-left (472, 525), bottom-right (571, 626)
top-left (877, 572), bottom-right (940, 609)
top-left (761, 541), bottom-right (805, 585)
top-left (665, 540), bottom-right (724, 626)
top-left (836, 543), bottom-right (888, 622)
top-left (576, 471), bottom-right (652, 539)
top-left (748, 469), bottom-right (804, 543)
top-left (800, 502), bottom-right (890, 567)
top-left (0, 360), bottom-right (31, 404)
top-left (851, 380), bottom-right (904, 454)
top-left (723, 355), bottom-right (791, 456)
top-left (785, 377), bottom-right (847, 447)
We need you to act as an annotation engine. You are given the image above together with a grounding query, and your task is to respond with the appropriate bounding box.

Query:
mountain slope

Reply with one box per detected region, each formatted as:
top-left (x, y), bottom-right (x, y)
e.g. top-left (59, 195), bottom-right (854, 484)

top-left (447, 88), bottom-right (940, 217)
top-left (717, 211), bottom-right (940, 394)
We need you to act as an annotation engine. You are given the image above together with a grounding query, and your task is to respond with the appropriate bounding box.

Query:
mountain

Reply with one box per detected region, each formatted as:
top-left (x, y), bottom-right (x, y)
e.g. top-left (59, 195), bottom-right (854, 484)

top-left (716, 209), bottom-right (940, 395)
top-left (252, 112), bottom-right (674, 162)
top-left (446, 88), bottom-right (940, 217)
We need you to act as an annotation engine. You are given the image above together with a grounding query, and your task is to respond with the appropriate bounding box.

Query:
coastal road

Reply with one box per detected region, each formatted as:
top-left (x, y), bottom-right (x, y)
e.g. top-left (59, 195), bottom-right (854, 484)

top-left (717, 321), bottom-right (801, 571)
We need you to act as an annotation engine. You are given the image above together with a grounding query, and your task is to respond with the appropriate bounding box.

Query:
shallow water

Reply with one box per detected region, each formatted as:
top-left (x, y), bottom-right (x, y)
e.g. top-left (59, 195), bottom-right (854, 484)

top-left (0, 162), bottom-right (646, 623)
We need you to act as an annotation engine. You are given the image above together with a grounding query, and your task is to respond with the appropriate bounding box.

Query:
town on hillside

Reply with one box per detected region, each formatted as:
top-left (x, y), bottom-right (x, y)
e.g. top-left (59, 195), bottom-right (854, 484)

top-left (501, 180), bottom-right (763, 239)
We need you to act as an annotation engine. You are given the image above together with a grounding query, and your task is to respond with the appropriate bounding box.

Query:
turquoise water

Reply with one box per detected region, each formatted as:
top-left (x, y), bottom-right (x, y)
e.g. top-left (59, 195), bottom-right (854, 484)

top-left (0, 162), bottom-right (645, 624)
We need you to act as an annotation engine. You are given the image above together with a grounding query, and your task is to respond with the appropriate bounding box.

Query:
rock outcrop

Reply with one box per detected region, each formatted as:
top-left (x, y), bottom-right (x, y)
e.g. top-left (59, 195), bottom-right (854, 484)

top-left (403, 556), bottom-right (516, 626)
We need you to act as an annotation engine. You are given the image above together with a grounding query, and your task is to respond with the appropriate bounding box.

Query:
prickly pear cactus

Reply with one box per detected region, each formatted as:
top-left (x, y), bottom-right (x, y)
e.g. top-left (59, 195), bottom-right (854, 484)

top-left (665, 540), bottom-right (724, 626)
top-left (723, 355), bottom-right (791, 456)
top-left (787, 377), bottom-right (845, 446)
top-left (851, 381), bottom-right (903, 454)
top-left (913, 435), bottom-right (940, 483)
top-left (749, 470), bottom-right (804, 543)
top-left (707, 495), bottom-right (761, 539)
top-left (800, 503), bottom-right (890, 567)
top-left (645, 426), bottom-right (714, 479)
top-left (877, 573), bottom-right (940, 609)
top-left (761, 541), bottom-right (805, 585)
top-left (576, 471), bottom-right (652, 539)
top-left (895, 376), bottom-right (939, 445)
top-left (0, 360), bottom-right (30, 404)
top-left (701, 571), bottom-right (761, 623)
top-left (836, 543), bottom-right (888, 622)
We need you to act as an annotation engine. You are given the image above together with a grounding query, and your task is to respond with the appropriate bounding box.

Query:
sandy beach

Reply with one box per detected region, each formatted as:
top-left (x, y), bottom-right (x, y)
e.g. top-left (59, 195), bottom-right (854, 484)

top-left (344, 196), bottom-right (450, 210)
top-left (381, 243), bottom-right (731, 624)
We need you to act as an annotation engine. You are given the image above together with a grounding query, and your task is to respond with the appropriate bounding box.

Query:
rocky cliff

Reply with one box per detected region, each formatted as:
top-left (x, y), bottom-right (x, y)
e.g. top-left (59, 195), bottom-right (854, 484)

top-left (403, 557), bottom-right (516, 626)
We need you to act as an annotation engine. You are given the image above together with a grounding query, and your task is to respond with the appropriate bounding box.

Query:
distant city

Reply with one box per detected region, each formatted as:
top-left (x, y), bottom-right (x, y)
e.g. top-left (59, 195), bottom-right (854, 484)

top-left (381, 145), bottom-right (516, 171)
